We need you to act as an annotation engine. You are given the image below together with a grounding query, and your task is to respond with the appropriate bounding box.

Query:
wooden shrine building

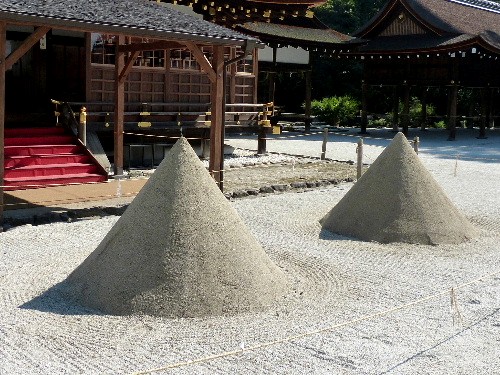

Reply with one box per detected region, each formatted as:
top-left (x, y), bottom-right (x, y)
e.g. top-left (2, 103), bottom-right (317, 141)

top-left (0, 0), bottom-right (262, 223)
top-left (166, 0), bottom-right (359, 132)
top-left (346, 0), bottom-right (500, 139)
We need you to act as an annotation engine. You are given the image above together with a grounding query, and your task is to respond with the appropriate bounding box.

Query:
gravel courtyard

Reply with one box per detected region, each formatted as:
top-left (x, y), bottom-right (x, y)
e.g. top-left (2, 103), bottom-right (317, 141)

top-left (1, 128), bottom-right (499, 374)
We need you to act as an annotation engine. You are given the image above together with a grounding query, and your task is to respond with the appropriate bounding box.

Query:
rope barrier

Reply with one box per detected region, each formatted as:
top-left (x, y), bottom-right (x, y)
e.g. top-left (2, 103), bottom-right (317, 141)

top-left (130, 270), bottom-right (500, 374)
top-left (123, 132), bottom-right (206, 141)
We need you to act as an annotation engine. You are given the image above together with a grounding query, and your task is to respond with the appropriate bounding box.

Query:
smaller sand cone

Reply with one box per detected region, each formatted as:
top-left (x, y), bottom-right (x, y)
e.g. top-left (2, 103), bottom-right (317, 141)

top-left (65, 137), bottom-right (287, 317)
top-left (321, 132), bottom-right (478, 245)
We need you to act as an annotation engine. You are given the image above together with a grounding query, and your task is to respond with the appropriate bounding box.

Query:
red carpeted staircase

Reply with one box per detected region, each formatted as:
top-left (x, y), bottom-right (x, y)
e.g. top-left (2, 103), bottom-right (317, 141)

top-left (4, 126), bottom-right (108, 190)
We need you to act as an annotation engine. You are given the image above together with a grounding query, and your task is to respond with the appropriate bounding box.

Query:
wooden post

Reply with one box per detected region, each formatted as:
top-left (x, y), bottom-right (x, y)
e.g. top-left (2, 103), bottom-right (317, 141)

top-left (201, 128), bottom-right (210, 159)
top-left (229, 47), bottom-right (237, 104)
top-left (114, 35), bottom-right (125, 176)
top-left (320, 128), bottom-right (328, 160)
top-left (360, 82), bottom-right (368, 134)
top-left (0, 22), bottom-right (6, 228)
top-left (268, 46), bottom-right (277, 103)
top-left (420, 87), bottom-right (428, 131)
top-left (413, 136), bottom-right (419, 154)
top-left (257, 103), bottom-right (267, 154)
top-left (402, 82), bottom-right (410, 136)
top-left (79, 107), bottom-right (87, 145)
top-left (305, 69), bottom-right (312, 133)
top-left (357, 138), bottom-right (363, 180)
top-left (252, 47), bottom-right (258, 104)
top-left (488, 88), bottom-right (494, 129)
top-left (478, 87), bottom-right (488, 139)
top-left (391, 85), bottom-right (399, 132)
top-left (209, 45), bottom-right (225, 191)
top-left (448, 83), bottom-right (458, 141)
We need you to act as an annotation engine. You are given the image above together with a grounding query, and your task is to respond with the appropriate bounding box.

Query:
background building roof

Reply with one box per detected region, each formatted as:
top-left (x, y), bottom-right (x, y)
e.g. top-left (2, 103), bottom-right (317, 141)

top-left (354, 0), bottom-right (500, 54)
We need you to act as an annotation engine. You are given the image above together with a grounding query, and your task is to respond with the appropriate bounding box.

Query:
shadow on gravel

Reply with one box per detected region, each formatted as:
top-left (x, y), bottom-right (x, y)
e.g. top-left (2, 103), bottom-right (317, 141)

top-left (379, 307), bottom-right (500, 374)
top-left (20, 281), bottom-right (103, 316)
top-left (319, 228), bottom-right (362, 243)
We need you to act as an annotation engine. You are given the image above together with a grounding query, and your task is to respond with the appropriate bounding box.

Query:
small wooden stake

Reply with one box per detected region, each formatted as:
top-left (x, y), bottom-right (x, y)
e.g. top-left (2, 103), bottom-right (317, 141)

top-left (357, 138), bottom-right (363, 180)
top-left (320, 128), bottom-right (328, 160)
top-left (454, 154), bottom-right (460, 177)
top-left (413, 136), bottom-right (419, 154)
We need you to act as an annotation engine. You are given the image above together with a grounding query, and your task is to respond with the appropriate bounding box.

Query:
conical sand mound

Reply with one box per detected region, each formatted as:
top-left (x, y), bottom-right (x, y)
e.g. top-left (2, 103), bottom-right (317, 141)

top-left (320, 132), bottom-right (478, 245)
top-left (65, 137), bottom-right (287, 317)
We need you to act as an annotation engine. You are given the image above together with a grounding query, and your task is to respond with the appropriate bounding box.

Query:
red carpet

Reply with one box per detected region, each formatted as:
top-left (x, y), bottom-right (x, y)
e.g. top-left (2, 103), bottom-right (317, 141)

top-left (4, 126), bottom-right (107, 190)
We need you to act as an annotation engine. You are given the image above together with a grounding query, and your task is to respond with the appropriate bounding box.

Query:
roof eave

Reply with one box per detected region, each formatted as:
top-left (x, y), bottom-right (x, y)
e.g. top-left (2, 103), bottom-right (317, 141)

top-left (0, 11), bottom-right (257, 47)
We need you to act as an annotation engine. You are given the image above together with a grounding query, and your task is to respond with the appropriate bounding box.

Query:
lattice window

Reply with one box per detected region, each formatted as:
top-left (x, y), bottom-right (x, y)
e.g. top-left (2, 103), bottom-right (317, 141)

top-left (90, 34), bottom-right (116, 65)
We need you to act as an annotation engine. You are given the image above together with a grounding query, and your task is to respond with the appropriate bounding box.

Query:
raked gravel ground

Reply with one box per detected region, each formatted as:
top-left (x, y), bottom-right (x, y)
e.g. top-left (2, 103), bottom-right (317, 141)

top-left (1, 128), bottom-right (499, 375)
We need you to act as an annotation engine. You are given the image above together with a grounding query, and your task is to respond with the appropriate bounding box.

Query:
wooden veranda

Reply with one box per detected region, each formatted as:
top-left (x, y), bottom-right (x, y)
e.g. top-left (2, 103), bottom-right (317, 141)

top-left (0, 0), bottom-right (262, 225)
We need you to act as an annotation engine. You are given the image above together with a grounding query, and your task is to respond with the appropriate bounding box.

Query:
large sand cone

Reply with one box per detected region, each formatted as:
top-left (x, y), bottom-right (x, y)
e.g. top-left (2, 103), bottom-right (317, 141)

top-left (320, 132), bottom-right (478, 245)
top-left (65, 137), bottom-right (287, 317)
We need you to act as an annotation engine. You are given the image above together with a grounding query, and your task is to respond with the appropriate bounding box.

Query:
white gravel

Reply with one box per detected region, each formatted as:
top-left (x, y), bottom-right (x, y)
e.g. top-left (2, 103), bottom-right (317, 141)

top-left (1, 127), bottom-right (499, 374)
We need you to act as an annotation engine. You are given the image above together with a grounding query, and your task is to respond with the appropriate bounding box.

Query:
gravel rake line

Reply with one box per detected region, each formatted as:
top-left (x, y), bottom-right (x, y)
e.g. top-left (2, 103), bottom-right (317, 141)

top-left (130, 269), bottom-right (500, 375)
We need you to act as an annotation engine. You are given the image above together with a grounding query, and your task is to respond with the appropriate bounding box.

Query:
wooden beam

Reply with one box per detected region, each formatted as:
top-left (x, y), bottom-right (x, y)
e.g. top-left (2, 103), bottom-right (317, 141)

top-left (114, 35), bottom-right (125, 176)
top-left (420, 86), bottom-right (428, 131)
top-left (229, 47), bottom-right (236, 104)
top-left (402, 83), bottom-right (410, 136)
top-left (448, 84), bottom-right (458, 141)
top-left (5, 26), bottom-right (50, 70)
top-left (117, 40), bottom-right (184, 53)
top-left (479, 87), bottom-right (488, 139)
top-left (85, 33), bottom-right (92, 101)
top-left (304, 69), bottom-right (312, 133)
top-left (209, 45), bottom-right (225, 191)
top-left (0, 22), bottom-right (6, 227)
top-left (360, 82), bottom-right (368, 134)
top-left (184, 41), bottom-right (216, 83)
top-left (392, 85), bottom-right (399, 132)
top-left (118, 51), bottom-right (140, 83)
top-left (252, 48), bottom-right (258, 103)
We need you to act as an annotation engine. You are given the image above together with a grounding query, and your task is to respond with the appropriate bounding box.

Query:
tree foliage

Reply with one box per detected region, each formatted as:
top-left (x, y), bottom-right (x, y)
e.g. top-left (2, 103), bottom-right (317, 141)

top-left (315, 0), bottom-right (387, 34)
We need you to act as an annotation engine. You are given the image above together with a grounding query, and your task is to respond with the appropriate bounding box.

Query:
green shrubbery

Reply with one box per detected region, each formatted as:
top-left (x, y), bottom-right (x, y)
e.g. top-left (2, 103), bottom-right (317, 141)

top-left (311, 95), bottom-right (360, 126)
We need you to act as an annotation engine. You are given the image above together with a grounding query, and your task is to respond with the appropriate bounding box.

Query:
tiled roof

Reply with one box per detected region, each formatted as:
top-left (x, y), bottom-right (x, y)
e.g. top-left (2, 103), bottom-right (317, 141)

top-left (357, 34), bottom-right (476, 52)
top-left (409, 0), bottom-right (500, 35)
top-left (0, 0), bottom-right (257, 45)
top-left (238, 21), bottom-right (359, 50)
top-left (448, 0), bottom-right (500, 13)
top-left (355, 0), bottom-right (500, 53)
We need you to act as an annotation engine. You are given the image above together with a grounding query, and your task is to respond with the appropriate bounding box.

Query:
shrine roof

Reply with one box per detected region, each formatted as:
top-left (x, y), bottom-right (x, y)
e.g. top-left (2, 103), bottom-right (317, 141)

top-left (354, 0), bottom-right (500, 54)
top-left (0, 0), bottom-right (259, 46)
top-left (238, 20), bottom-right (359, 50)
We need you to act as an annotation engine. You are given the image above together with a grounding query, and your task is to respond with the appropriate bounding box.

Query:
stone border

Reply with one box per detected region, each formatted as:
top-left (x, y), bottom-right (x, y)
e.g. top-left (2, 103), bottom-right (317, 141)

top-left (226, 177), bottom-right (354, 200)
top-left (2, 177), bottom-right (355, 231)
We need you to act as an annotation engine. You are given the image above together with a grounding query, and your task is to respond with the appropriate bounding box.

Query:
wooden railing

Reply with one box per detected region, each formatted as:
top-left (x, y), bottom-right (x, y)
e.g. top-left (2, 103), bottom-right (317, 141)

top-left (60, 101), bottom-right (273, 130)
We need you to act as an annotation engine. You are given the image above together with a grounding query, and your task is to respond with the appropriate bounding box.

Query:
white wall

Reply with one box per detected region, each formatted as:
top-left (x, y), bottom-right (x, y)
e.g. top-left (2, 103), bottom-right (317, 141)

top-left (259, 45), bottom-right (309, 65)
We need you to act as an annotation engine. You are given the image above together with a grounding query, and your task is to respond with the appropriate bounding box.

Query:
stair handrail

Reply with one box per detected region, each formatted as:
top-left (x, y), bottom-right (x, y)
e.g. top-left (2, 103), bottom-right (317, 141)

top-left (51, 99), bottom-right (79, 138)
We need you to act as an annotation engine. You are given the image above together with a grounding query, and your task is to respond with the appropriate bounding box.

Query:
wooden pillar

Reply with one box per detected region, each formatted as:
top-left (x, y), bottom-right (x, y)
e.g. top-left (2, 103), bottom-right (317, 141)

top-left (448, 83), bottom-right (458, 141)
top-left (391, 85), bottom-right (399, 132)
top-left (114, 35), bottom-right (125, 176)
top-left (420, 86), bottom-right (428, 131)
top-left (488, 88), bottom-right (494, 129)
top-left (85, 33), bottom-right (92, 101)
top-left (402, 83), bottom-right (410, 136)
top-left (229, 47), bottom-right (236, 104)
top-left (209, 45), bottom-right (225, 191)
top-left (0, 22), bottom-right (6, 227)
top-left (252, 48), bottom-right (258, 103)
top-left (360, 82), bottom-right (368, 134)
top-left (304, 69), bottom-right (312, 133)
top-left (479, 87), bottom-right (488, 138)
top-left (268, 46), bottom-right (277, 103)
